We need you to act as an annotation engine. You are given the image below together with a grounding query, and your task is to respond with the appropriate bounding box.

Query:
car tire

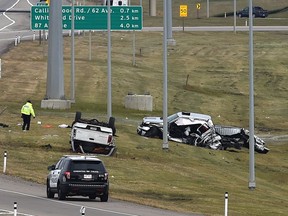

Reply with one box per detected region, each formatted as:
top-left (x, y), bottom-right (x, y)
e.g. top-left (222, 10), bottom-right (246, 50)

top-left (108, 116), bottom-right (116, 135)
top-left (46, 181), bottom-right (55, 199)
top-left (145, 126), bottom-right (161, 138)
top-left (89, 194), bottom-right (97, 200)
top-left (75, 111), bottom-right (82, 122)
top-left (57, 185), bottom-right (66, 200)
top-left (100, 192), bottom-right (109, 202)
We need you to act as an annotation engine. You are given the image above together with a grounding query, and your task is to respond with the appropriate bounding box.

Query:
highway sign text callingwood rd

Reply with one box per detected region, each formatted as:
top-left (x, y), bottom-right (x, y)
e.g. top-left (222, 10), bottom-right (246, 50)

top-left (30, 6), bottom-right (143, 30)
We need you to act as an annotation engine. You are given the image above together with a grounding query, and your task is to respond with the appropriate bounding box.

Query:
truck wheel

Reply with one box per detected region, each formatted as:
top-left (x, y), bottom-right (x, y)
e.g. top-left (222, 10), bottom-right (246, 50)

top-left (46, 181), bottom-right (55, 198)
top-left (100, 192), bottom-right (109, 202)
top-left (108, 117), bottom-right (116, 135)
top-left (145, 126), bottom-right (160, 138)
top-left (75, 111), bottom-right (82, 122)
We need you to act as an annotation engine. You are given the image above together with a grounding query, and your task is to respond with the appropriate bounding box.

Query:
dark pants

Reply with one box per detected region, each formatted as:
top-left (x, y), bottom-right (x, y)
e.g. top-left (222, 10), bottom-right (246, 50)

top-left (22, 114), bottom-right (31, 131)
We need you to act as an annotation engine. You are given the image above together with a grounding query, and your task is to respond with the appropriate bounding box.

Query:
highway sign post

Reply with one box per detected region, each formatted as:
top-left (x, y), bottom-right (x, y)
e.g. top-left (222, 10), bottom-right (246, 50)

top-left (180, 5), bottom-right (187, 17)
top-left (196, 3), bottom-right (200, 19)
top-left (179, 5), bottom-right (187, 31)
top-left (30, 6), bottom-right (143, 30)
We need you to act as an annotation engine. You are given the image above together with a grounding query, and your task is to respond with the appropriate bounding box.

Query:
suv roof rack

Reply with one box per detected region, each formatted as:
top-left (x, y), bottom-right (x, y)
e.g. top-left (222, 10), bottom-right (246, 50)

top-left (63, 155), bottom-right (99, 159)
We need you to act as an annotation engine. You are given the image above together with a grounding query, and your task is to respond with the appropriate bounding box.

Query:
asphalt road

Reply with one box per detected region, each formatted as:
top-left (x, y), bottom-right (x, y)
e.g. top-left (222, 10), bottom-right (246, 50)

top-left (0, 174), bottom-right (202, 216)
top-left (0, 0), bottom-right (71, 54)
top-left (0, 0), bottom-right (34, 54)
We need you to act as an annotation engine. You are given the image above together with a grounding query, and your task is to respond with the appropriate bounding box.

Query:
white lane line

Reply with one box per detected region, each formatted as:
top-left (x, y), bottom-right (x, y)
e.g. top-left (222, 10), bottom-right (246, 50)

top-left (0, 208), bottom-right (34, 216)
top-left (27, 0), bottom-right (33, 6)
top-left (0, 0), bottom-right (21, 31)
top-left (0, 188), bottom-right (139, 216)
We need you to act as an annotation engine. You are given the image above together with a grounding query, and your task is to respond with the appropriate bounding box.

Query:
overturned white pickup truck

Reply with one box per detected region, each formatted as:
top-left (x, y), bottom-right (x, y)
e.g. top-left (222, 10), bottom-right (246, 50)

top-left (70, 112), bottom-right (116, 156)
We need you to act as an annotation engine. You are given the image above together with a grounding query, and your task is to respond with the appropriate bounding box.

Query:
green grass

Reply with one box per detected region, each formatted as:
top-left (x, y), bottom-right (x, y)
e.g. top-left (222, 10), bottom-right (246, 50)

top-left (0, 0), bottom-right (288, 215)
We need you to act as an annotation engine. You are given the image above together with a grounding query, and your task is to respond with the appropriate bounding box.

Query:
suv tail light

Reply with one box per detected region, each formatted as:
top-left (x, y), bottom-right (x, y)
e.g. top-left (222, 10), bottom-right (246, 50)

top-left (64, 171), bottom-right (71, 179)
top-left (107, 135), bottom-right (113, 143)
top-left (104, 172), bottom-right (109, 181)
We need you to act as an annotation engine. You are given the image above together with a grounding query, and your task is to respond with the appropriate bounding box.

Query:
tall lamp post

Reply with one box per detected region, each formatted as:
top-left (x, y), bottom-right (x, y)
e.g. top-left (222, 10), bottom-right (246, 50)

top-left (248, 0), bottom-right (256, 190)
top-left (70, 0), bottom-right (75, 103)
top-left (162, 0), bottom-right (168, 150)
top-left (107, 0), bottom-right (112, 119)
top-left (233, 0), bottom-right (236, 33)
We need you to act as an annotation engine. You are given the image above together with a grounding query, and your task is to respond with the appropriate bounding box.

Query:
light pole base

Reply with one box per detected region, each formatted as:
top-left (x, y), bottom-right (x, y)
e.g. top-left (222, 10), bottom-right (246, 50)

top-left (248, 182), bottom-right (256, 190)
top-left (162, 143), bottom-right (169, 150)
top-left (167, 38), bottom-right (176, 46)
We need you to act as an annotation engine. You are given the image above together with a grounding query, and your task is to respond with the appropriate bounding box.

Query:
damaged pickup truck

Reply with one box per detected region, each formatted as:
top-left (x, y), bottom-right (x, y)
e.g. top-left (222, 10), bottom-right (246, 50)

top-left (137, 112), bottom-right (269, 154)
top-left (70, 112), bottom-right (117, 156)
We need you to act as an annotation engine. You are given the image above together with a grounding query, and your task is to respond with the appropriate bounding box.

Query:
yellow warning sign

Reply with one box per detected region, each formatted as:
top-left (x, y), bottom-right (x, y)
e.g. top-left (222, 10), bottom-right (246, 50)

top-left (180, 5), bottom-right (188, 17)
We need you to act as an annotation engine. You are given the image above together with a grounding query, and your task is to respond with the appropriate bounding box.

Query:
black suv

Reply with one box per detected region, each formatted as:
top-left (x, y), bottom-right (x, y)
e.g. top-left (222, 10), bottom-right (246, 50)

top-left (237, 6), bottom-right (268, 18)
top-left (46, 155), bottom-right (109, 202)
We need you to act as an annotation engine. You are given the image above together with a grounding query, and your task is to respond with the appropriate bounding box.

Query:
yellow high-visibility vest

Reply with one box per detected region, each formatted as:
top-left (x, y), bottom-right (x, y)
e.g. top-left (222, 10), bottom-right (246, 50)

top-left (21, 102), bottom-right (35, 117)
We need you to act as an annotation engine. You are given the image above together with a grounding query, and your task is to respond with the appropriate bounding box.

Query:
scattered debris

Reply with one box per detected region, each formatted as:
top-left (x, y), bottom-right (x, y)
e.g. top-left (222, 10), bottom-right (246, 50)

top-left (58, 124), bottom-right (70, 128)
top-left (0, 123), bottom-right (9, 128)
top-left (41, 144), bottom-right (53, 150)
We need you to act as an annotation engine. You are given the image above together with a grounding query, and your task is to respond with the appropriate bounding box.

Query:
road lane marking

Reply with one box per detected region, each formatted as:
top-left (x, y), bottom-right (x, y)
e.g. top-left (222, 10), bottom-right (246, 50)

top-left (0, 0), bottom-right (20, 31)
top-left (0, 188), bottom-right (139, 216)
top-left (0, 208), bottom-right (34, 216)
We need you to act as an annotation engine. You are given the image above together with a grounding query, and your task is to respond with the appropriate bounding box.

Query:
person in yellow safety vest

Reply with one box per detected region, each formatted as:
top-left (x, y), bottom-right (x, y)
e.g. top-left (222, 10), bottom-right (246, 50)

top-left (21, 100), bottom-right (36, 131)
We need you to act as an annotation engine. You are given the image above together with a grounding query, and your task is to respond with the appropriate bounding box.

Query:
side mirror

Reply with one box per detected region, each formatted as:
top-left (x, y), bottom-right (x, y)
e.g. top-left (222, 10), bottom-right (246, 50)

top-left (47, 164), bottom-right (56, 171)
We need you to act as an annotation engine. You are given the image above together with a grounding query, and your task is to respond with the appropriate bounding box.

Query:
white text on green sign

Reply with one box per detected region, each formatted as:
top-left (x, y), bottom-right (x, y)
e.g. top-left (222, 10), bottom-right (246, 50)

top-left (31, 6), bottom-right (143, 30)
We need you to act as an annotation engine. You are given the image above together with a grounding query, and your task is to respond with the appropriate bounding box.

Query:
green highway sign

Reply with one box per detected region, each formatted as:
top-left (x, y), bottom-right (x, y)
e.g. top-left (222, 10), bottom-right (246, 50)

top-left (30, 6), bottom-right (143, 30)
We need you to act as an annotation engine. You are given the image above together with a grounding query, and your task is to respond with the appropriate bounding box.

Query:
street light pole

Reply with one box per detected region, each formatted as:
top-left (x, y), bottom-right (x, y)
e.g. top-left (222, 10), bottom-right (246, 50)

top-left (107, 0), bottom-right (112, 119)
top-left (233, 0), bottom-right (236, 33)
top-left (70, 0), bottom-right (75, 103)
top-left (248, 0), bottom-right (256, 190)
top-left (207, 0), bottom-right (209, 18)
top-left (162, 0), bottom-right (168, 150)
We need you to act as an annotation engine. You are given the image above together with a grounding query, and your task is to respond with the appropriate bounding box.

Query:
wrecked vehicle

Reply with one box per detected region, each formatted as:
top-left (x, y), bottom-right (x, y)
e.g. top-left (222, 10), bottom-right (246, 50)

top-left (137, 112), bottom-right (222, 150)
top-left (215, 125), bottom-right (269, 154)
top-left (70, 112), bottom-right (116, 156)
top-left (137, 112), bottom-right (269, 154)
